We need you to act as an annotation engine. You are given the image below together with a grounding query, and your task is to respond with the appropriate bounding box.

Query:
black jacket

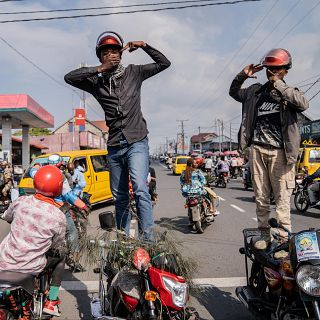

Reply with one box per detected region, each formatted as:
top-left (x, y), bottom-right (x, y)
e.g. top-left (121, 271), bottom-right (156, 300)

top-left (229, 71), bottom-right (309, 164)
top-left (64, 44), bottom-right (171, 146)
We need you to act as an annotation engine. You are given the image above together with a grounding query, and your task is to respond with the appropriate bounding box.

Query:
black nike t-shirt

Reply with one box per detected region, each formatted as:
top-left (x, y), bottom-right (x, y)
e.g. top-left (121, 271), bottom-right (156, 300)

top-left (253, 89), bottom-right (283, 148)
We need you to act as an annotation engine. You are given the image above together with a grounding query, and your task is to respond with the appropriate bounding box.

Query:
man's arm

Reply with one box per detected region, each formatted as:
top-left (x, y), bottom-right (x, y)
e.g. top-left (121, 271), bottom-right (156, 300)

top-left (273, 80), bottom-right (309, 112)
top-left (64, 67), bottom-right (98, 93)
top-left (0, 201), bottom-right (15, 222)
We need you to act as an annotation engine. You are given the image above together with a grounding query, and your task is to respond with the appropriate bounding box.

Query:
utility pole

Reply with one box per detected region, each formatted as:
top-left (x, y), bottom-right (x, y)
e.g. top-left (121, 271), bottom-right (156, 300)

top-left (177, 119), bottom-right (189, 155)
top-left (229, 122), bottom-right (232, 151)
top-left (198, 126), bottom-right (201, 134)
top-left (221, 120), bottom-right (224, 152)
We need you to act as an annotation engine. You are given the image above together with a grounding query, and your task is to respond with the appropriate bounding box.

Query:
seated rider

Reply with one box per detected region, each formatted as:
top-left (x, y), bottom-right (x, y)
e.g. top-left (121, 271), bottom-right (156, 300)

top-left (303, 167), bottom-right (320, 205)
top-left (0, 165), bottom-right (66, 317)
top-left (217, 156), bottom-right (230, 175)
top-left (30, 159), bottom-right (89, 273)
top-left (180, 158), bottom-right (220, 218)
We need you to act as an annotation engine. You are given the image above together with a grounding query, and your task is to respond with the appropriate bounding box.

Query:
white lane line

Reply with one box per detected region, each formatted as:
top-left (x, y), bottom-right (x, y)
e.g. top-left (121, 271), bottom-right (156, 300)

top-left (252, 217), bottom-right (257, 222)
top-left (160, 164), bottom-right (167, 169)
top-left (61, 277), bottom-right (247, 291)
top-left (219, 197), bottom-right (226, 201)
top-left (230, 204), bottom-right (245, 213)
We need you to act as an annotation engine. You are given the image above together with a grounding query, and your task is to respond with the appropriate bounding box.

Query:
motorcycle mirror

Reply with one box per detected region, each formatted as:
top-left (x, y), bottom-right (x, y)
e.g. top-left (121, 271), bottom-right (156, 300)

top-left (99, 211), bottom-right (115, 231)
top-left (269, 218), bottom-right (279, 228)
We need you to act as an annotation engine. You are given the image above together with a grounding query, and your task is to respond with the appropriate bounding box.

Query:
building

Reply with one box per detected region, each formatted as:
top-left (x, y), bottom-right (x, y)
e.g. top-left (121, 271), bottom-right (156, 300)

top-left (30, 118), bottom-right (108, 154)
top-left (190, 133), bottom-right (217, 153)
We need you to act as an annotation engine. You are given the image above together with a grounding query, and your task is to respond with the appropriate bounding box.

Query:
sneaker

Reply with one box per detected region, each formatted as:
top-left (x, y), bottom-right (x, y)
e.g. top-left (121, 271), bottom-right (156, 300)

top-left (254, 236), bottom-right (272, 250)
top-left (205, 215), bottom-right (214, 223)
top-left (274, 250), bottom-right (289, 260)
top-left (213, 211), bottom-right (221, 216)
top-left (43, 299), bottom-right (61, 317)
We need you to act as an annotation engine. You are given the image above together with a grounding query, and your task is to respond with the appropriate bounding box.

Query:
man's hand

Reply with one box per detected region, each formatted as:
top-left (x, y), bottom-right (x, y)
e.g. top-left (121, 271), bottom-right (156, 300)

top-left (80, 205), bottom-right (90, 219)
top-left (122, 41), bottom-right (146, 53)
top-left (97, 59), bottom-right (121, 73)
top-left (243, 64), bottom-right (264, 79)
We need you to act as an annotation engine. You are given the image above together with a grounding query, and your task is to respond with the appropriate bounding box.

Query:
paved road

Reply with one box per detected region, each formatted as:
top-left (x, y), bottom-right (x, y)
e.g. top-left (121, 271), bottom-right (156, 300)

top-left (0, 161), bottom-right (319, 319)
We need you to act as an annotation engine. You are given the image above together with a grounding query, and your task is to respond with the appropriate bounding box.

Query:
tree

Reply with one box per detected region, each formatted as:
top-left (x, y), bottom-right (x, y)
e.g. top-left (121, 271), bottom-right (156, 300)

top-left (12, 128), bottom-right (52, 136)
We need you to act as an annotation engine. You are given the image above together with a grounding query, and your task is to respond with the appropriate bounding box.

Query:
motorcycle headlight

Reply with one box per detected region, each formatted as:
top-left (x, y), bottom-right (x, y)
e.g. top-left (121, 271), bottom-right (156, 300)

top-left (296, 265), bottom-right (320, 297)
top-left (162, 276), bottom-right (188, 308)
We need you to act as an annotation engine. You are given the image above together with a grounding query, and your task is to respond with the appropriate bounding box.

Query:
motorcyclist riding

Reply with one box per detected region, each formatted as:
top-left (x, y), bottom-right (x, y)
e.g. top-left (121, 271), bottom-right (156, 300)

top-left (0, 165), bottom-right (66, 317)
top-left (180, 158), bottom-right (220, 220)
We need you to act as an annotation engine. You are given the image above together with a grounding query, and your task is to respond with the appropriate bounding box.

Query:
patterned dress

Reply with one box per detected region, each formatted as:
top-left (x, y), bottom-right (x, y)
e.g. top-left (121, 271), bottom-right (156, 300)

top-left (180, 169), bottom-right (207, 197)
top-left (0, 195), bottom-right (66, 275)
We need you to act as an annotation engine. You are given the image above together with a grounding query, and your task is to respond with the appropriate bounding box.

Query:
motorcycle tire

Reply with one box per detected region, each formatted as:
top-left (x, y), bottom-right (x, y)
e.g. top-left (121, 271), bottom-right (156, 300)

top-left (221, 181), bottom-right (226, 188)
top-left (195, 221), bottom-right (204, 234)
top-left (294, 191), bottom-right (309, 213)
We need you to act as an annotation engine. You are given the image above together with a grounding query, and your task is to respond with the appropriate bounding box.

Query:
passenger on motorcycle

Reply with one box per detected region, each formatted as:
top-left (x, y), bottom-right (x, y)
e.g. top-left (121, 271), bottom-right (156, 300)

top-left (204, 156), bottom-right (213, 173)
top-left (30, 159), bottom-right (89, 273)
top-left (217, 156), bottom-right (230, 175)
top-left (0, 165), bottom-right (66, 317)
top-left (180, 158), bottom-right (220, 217)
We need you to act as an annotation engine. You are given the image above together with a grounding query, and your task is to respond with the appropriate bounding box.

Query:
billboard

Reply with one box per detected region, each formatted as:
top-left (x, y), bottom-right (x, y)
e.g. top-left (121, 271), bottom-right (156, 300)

top-left (74, 108), bottom-right (86, 126)
top-left (176, 134), bottom-right (189, 155)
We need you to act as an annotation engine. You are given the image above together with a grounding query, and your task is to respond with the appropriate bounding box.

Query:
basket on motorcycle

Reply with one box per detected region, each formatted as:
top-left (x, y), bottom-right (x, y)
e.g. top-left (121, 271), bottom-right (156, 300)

top-left (99, 211), bottom-right (115, 231)
top-left (242, 228), bottom-right (270, 253)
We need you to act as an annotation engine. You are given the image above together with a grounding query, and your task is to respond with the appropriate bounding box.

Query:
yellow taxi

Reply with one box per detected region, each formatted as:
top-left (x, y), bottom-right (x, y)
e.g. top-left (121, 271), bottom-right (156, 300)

top-left (297, 146), bottom-right (320, 175)
top-left (19, 149), bottom-right (113, 204)
top-left (172, 156), bottom-right (190, 175)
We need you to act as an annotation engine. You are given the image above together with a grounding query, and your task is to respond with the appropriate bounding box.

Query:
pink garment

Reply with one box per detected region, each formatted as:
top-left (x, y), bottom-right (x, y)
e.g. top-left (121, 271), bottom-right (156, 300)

top-left (0, 195), bottom-right (66, 275)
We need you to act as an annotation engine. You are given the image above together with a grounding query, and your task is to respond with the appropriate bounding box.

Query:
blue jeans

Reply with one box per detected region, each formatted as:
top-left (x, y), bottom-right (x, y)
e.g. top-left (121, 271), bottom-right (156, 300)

top-left (108, 137), bottom-right (154, 241)
top-left (65, 212), bottom-right (80, 252)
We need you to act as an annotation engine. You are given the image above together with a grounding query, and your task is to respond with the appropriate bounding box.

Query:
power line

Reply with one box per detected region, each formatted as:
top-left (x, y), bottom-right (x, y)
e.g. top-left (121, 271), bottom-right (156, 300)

top-left (0, 36), bottom-right (103, 118)
top-left (304, 77), bottom-right (320, 94)
top-left (182, 0), bottom-right (277, 119)
top-left (309, 89), bottom-right (320, 102)
top-left (0, 0), bottom-right (264, 24)
top-left (0, 0), bottom-right (232, 15)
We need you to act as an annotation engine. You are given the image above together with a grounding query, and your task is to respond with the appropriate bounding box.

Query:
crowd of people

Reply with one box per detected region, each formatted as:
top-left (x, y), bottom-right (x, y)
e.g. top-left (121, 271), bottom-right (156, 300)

top-left (0, 30), bottom-right (310, 317)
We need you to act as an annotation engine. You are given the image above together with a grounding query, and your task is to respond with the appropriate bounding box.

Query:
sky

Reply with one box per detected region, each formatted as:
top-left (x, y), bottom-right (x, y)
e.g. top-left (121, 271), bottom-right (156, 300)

top-left (0, 0), bottom-right (320, 153)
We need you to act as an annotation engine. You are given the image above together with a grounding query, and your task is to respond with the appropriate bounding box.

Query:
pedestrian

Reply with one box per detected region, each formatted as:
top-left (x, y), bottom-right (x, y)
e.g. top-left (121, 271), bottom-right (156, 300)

top-left (229, 48), bottom-right (309, 257)
top-left (204, 156), bottom-right (213, 173)
top-left (65, 31), bottom-right (171, 241)
top-left (72, 160), bottom-right (86, 197)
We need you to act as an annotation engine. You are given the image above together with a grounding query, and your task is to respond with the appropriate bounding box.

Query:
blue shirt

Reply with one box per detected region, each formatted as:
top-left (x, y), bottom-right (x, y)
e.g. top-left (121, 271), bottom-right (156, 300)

top-left (72, 167), bottom-right (86, 196)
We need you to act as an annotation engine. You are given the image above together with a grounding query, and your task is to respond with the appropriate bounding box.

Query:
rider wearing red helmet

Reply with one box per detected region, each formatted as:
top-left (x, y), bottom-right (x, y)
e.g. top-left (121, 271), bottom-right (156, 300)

top-left (229, 48), bottom-right (309, 256)
top-left (0, 165), bottom-right (66, 317)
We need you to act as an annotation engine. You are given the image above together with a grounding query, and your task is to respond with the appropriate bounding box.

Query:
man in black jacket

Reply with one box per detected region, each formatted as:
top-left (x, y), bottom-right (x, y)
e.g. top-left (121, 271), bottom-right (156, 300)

top-left (229, 49), bottom-right (308, 255)
top-left (65, 32), bottom-right (170, 241)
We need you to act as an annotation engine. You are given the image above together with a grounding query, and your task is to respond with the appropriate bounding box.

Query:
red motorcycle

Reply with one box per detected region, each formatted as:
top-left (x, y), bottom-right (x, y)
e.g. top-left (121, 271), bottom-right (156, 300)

top-left (91, 212), bottom-right (199, 320)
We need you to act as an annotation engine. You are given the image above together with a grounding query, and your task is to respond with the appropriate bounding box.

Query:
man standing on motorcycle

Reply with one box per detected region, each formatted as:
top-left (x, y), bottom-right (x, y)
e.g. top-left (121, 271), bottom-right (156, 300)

top-left (65, 31), bottom-right (170, 241)
top-left (180, 158), bottom-right (220, 219)
top-left (0, 166), bottom-right (66, 317)
top-left (229, 49), bottom-right (309, 255)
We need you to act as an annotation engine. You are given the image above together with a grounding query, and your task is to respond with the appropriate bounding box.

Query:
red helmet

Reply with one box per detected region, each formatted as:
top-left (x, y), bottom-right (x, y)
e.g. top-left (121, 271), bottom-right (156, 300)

top-left (96, 31), bottom-right (123, 60)
top-left (34, 165), bottom-right (63, 197)
top-left (260, 48), bottom-right (292, 69)
top-left (196, 157), bottom-right (204, 166)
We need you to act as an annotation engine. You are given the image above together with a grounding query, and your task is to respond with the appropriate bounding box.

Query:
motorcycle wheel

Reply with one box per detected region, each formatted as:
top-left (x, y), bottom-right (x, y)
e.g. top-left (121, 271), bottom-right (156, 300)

top-left (221, 180), bottom-right (226, 188)
top-left (195, 221), bottom-right (204, 234)
top-left (294, 191), bottom-right (309, 213)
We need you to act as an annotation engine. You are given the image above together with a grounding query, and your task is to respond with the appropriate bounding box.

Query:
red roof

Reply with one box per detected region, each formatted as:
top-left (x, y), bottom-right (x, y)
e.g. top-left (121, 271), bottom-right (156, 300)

top-left (91, 120), bottom-right (109, 133)
top-left (190, 133), bottom-right (217, 143)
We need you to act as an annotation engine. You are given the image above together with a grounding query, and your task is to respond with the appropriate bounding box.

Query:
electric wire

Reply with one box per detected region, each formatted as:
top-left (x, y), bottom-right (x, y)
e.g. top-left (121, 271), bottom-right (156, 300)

top-left (308, 88), bottom-right (320, 102)
top-left (0, 0), bottom-right (264, 24)
top-left (0, 0), bottom-right (235, 15)
top-left (0, 36), bottom-right (103, 118)
top-left (304, 77), bottom-right (320, 94)
top-left (182, 0), bottom-right (278, 119)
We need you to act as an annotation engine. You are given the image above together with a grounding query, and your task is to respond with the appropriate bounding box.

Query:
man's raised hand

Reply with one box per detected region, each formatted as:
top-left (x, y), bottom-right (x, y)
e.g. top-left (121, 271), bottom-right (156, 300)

top-left (122, 41), bottom-right (146, 53)
top-left (243, 64), bottom-right (264, 79)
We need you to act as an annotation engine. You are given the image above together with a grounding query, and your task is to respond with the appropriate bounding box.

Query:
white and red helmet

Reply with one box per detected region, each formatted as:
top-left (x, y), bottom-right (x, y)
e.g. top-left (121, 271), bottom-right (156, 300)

top-left (261, 48), bottom-right (292, 69)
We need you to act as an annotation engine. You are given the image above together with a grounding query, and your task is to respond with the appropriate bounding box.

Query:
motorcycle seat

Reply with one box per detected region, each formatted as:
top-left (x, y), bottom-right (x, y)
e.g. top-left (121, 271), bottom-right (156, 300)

top-left (0, 271), bottom-right (35, 295)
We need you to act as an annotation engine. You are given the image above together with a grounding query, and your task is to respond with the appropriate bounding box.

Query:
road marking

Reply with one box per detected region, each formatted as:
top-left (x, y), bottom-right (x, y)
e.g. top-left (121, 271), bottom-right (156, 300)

top-left (160, 164), bottom-right (167, 169)
top-left (61, 277), bottom-right (247, 291)
top-left (252, 217), bottom-right (257, 222)
top-left (219, 197), bottom-right (226, 201)
top-left (230, 204), bottom-right (245, 213)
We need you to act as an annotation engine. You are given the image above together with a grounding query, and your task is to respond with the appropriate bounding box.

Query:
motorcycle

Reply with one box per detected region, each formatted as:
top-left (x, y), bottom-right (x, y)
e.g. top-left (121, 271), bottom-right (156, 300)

top-left (0, 258), bottom-right (58, 320)
top-left (90, 212), bottom-right (199, 320)
top-left (236, 218), bottom-right (320, 319)
top-left (184, 194), bottom-right (213, 234)
top-left (294, 178), bottom-right (320, 213)
top-left (215, 172), bottom-right (229, 188)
